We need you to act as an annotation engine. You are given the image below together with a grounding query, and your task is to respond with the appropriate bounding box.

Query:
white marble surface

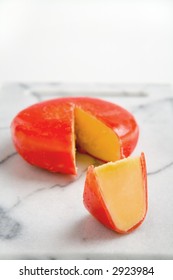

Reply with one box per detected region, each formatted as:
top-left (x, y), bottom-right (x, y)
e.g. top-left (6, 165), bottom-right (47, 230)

top-left (0, 83), bottom-right (173, 259)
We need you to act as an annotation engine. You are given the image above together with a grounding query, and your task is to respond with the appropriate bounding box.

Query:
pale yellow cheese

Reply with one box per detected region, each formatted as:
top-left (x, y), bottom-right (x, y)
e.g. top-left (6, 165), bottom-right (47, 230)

top-left (75, 107), bottom-right (120, 162)
top-left (95, 157), bottom-right (146, 231)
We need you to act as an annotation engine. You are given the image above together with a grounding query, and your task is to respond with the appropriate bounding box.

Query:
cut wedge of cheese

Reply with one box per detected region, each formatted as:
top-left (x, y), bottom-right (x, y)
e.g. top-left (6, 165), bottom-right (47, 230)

top-left (83, 153), bottom-right (147, 233)
top-left (11, 97), bottom-right (139, 174)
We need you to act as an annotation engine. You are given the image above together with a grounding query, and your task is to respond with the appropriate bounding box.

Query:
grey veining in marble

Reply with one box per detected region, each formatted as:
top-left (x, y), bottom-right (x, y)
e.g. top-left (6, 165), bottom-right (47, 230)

top-left (0, 83), bottom-right (173, 259)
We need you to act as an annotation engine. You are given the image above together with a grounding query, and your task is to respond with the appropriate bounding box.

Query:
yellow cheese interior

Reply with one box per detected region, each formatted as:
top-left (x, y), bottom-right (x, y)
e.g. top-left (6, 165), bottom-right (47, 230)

top-left (95, 157), bottom-right (146, 232)
top-left (74, 107), bottom-right (121, 162)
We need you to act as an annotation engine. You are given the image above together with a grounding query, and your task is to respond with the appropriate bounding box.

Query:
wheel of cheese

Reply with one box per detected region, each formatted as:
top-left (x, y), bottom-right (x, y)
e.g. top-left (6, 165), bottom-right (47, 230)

top-left (11, 97), bottom-right (139, 174)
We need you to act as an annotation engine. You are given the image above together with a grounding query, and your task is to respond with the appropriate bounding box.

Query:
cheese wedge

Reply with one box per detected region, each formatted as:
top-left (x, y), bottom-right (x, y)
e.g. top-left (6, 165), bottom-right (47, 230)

top-left (83, 153), bottom-right (147, 233)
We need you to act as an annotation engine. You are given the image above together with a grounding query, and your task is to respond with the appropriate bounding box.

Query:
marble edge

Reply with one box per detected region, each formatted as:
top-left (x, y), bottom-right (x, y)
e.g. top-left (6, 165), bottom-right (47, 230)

top-left (1, 82), bottom-right (173, 98)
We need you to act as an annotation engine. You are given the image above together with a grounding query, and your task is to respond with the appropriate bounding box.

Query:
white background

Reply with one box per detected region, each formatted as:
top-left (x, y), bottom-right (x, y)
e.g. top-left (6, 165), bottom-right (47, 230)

top-left (0, 0), bottom-right (173, 85)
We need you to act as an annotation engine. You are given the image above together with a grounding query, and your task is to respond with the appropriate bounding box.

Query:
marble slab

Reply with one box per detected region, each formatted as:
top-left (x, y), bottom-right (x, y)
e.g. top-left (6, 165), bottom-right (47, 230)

top-left (0, 83), bottom-right (173, 259)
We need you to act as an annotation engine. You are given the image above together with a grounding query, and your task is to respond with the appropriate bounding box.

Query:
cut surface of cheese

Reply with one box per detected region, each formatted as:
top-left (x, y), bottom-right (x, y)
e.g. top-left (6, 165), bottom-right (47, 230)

top-left (94, 156), bottom-right (146, 232)
top-left (75, 107), bottom-right (121, 162)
